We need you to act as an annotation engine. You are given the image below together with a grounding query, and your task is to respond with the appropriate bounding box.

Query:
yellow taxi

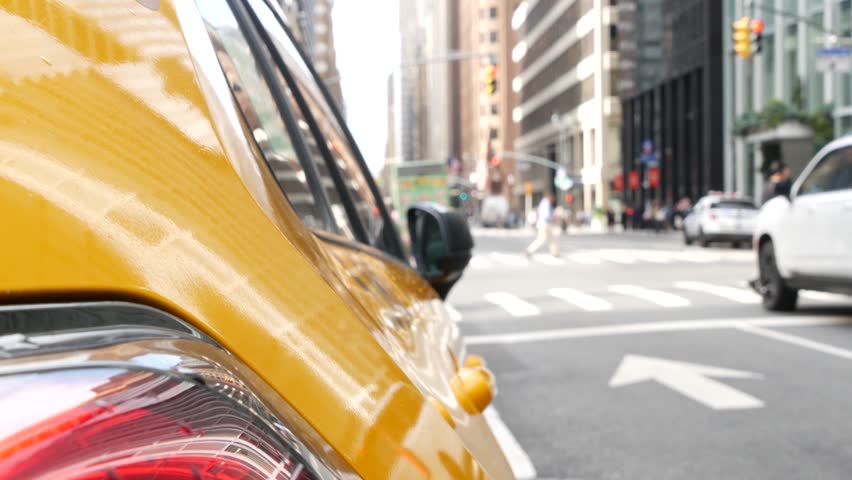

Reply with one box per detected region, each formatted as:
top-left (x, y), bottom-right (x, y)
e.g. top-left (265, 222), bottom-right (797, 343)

top-left (0, 1), bottom-right (512, 478)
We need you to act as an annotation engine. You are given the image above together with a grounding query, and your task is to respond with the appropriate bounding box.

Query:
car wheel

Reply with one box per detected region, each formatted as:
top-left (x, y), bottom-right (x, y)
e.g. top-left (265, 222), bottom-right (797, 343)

top-left (683, 229), bottom-right (693, 245)
top-left (699, 228), bottom-right (710, 248)
top-left (758, 240), bottom-right (798, 311)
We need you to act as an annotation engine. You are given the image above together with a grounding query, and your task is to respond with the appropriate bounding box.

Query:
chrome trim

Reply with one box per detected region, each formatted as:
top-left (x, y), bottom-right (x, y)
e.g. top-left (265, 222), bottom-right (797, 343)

top-left (172, 0), bottom-right (281, 222)
top-left (0, 301), bottom-right (214, 358)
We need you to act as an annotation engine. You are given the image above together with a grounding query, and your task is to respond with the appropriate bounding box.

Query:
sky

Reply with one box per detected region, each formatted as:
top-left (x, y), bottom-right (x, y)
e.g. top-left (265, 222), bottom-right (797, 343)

top-left (331, 0), bottom-right (400, 174)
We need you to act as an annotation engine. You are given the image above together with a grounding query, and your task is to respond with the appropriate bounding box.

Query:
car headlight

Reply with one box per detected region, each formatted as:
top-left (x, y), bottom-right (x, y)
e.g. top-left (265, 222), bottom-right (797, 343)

top-left (0, 302), bottom-right (358, 480)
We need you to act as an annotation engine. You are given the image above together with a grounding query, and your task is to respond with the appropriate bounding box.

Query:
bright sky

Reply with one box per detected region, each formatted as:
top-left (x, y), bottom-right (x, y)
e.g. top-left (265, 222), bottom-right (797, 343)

top-left (332, 1), bottom-right (400, 174)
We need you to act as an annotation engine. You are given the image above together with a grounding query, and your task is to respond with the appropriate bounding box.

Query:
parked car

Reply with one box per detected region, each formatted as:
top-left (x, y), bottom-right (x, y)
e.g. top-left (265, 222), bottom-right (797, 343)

top-left (752, 136), bottom-right (852, 311)
top-left (0, 1), bottom-right (511, 479)
top-left (683, 194), bottom-right (758, 247)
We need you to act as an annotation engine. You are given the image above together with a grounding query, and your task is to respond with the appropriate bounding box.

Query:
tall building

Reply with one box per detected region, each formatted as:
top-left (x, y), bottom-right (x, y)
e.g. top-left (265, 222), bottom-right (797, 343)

top-left (617, 0), bottom-right (724, 207)
top-left (392, 0), bottom-right (453, 163)
top-left (455, 0), bottom-right (522, 200)
top-left (511, 0), bottom-right (621, 214)
top-left (724, 0), bottom-right (852, 199)
top-left (279, 0), bottom-right (345, 110)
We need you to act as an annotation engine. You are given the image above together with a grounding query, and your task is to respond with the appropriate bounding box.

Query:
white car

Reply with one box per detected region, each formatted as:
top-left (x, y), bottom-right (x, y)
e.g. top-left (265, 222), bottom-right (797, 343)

top-left (683, 194), bottom-right (758, 247)
top-left (753, 136), bottom-right (852, 311)
top-left (480, 195), bottom-right (510, 227)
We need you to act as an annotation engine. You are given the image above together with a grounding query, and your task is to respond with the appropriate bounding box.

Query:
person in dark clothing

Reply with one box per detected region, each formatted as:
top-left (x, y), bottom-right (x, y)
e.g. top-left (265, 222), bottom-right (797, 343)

top-left (761, 162), bottom-right (792, 205)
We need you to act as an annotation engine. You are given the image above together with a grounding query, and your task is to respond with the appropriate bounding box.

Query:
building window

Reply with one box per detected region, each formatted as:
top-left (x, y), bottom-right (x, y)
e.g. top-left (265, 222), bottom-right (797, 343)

top-left (491, 104), bottom-right (498, 115)
top-left (490, 31), bottom-right (498, 43)
top-left (489, 7), bottom-right (498, 18)
top-left (489, 128), bottom-right (499, 140)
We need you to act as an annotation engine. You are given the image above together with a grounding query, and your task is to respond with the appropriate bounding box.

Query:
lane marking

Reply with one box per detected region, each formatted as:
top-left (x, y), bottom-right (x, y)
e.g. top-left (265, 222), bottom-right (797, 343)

top-left (483, 407), bottom-right (537, 480)
top-left (608, 284), bottom-right (691, 308)
top-left (738, 324), bottom-right (852, 362)
top-left (490, 252), bottom-right (529, 267)
top-left (672, 251), bottom-right (720, 263)
top-left (592, 250), bottom-right (637, 264)
top-left (533, 253), bottom-right (564, 266)
top-left (800, 290), bottom-right (852, 302)
top-left (621, 249), bottom-right (672, 263)
top-left (548, 287), bottom-right (613, 312)
top-left (469, 255), bottom-right (492, 269)
top-left (444, 303), bottom-right (463, 322)
top-left (465, 316), bottom-right (852, 345)
top-left (674, 281), bottom-right (761, 304)
top-left (483, 292), bottom-right (541, 317)
top-left (566, 251), bottom-right (602, 265)
top-left (609, 355), bottom-right (764, 410)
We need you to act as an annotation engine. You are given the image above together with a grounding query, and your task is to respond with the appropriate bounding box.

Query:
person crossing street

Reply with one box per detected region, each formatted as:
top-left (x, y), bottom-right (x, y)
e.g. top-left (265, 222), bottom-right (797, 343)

top-left (526, 193), bottom-right (559, 257)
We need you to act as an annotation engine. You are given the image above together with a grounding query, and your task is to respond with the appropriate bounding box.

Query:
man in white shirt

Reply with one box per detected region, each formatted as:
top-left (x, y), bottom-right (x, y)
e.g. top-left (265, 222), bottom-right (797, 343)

top-left (526, 193), bottom-right (558, 256)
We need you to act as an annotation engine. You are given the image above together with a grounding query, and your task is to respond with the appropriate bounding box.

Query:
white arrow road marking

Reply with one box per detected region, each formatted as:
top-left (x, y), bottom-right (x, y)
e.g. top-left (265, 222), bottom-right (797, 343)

top-left (609, 284), bottom-right (691, 308)
top-left (674, 281), bottom-right (761, 304)
top-left (490, 252), bottom-right (529, 267)
top-left (483, 407), bottom-right (537, 480)
top-left (548, 287), bottom-right (613, 312)
top-left (609, 355), bottom-right (764, 410)
top-left (484, 292), bottom-right (541, 317)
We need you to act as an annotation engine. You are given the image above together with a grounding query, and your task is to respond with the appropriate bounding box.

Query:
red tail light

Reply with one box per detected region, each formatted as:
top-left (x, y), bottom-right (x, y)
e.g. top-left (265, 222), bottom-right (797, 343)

top-left (0, 368), bottom-right (320, 480)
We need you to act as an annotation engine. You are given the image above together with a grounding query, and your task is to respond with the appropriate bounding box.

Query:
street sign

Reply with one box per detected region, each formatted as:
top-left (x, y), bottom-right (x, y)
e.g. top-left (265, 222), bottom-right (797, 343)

top-left (816, 47), bottom-right (851, 72)
top-left (609, 355), bottom-right (764, 411)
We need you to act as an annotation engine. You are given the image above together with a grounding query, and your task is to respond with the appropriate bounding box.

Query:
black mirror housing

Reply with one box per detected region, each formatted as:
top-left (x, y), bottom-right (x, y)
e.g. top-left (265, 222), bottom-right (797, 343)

top-left (407, 203), bottom-right (474, 299)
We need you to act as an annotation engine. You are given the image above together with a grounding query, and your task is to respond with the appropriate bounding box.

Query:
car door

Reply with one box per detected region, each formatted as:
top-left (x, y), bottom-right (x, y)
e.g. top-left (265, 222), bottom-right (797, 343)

top-left (242, 1), bottom-right (512, 476)
top-left (787, 145), bottom-right (852, 277)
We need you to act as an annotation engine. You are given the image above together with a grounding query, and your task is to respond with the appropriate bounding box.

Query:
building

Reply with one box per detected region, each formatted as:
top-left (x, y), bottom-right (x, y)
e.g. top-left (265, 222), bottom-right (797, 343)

top-left (617, 0), bottom-right (724, 208)
top-left (724, 0), bottom-right (852, 199)
top-left (279, 0), bottom-right (345, 110)
top-left (392, 0), bottom-right (454, 164)
top-left (511, 0), bottom-right (621, 215)
top-left (455, 0), bottom-right (523, 204)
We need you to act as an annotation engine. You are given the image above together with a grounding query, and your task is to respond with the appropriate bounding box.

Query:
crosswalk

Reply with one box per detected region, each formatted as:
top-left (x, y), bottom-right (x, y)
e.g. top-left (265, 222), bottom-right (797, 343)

top-left (469, 249), bottom-right (754, 270)
top-left (447, 282), bottom-right (852, 321)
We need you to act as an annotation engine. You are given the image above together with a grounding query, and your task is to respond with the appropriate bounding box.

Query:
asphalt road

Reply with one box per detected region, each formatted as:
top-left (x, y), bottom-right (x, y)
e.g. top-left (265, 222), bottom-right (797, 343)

top-left (450, 227), bottom-right (852, 480)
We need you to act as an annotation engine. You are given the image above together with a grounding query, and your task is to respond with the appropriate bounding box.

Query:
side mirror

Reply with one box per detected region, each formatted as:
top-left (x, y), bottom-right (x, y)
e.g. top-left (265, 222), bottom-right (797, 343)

top-left (407, 202), bottom-right (474, 299)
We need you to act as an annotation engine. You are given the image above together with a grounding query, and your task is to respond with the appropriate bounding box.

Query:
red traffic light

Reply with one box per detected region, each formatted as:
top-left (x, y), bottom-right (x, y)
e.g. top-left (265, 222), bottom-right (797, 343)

top-left (490, 156), bottom-right (501, 167)
top-left (750, 18), bottom-right (764, 34)
top-left (564, 194), bottom-right (573, 203)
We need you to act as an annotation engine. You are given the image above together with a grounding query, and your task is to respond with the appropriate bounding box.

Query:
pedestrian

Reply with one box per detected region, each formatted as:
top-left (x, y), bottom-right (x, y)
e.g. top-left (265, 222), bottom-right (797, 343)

top-left (760, 162), bottom-right (793, 205)
top-left (525, 193), bottom-right (559, 257)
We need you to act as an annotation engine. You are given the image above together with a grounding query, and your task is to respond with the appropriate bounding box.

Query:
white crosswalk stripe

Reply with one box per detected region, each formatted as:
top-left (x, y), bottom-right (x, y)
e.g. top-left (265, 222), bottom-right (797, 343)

top-left (469, 255), bottom-right (493, 269)
top-left (592, 250), bottom-right (638, 264)
top-left (484, 292), bottom-right (541, 317)
top-left (566, 252), bottom-right (603, 264)
top-left (608, 284), bottom-right (691, 308)
top-left (548, 287), bottom-right (613, 312)
top-left (800, 290), bottom-right (852, 302)
top-left (468, 249), bottom-right (753, 270)
top-left (673, 281), bottom-right (761, 304)
top-left (533, 254), bottom-right (565, 266)
top-left (490, 252), bottom-right (529, 267)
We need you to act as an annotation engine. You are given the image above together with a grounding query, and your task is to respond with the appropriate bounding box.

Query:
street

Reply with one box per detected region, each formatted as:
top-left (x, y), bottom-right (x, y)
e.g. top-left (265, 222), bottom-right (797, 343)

top-left (452, 229), bottom-right (852, 480)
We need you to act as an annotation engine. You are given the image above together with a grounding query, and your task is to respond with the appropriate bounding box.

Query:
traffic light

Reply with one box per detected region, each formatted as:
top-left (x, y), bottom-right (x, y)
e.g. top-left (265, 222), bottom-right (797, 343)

top-left (732, 16), bottom-right (751, 58)
top-left (751, 18), bottom-right (764, 54)
top-left (490, 156), bottom-right (501, 167)
top-left (484, 64), bottom-right (497, 96)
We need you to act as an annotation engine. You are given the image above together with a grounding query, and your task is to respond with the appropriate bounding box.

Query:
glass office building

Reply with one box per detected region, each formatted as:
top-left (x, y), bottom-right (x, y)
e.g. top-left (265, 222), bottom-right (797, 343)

top-left (724, 0), bottom-right (852, 198)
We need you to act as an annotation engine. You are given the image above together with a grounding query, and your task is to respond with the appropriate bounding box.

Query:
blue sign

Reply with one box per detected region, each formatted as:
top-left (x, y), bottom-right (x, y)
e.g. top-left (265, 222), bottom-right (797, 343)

top-left (642, 139), bottom-right (654, 155)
